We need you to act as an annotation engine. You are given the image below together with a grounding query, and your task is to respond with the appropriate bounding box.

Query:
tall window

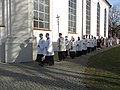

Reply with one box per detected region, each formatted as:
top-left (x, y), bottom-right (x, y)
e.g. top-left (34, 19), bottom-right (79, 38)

top-left (34, 0), bottom-right (49, 29)
top-left (68, 0), bottom-right (76, 32)
top-left (97, 2), bottom-right (100, 36)
top-left (86, 0), bottom-right (91, 34)
top-left (104, 9), bottom-right (107, 37)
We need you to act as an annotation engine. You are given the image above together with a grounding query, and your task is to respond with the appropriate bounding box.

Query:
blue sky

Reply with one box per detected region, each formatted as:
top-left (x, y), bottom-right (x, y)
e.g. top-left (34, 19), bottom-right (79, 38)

top-left (108, 0), bottom-right (120, 5)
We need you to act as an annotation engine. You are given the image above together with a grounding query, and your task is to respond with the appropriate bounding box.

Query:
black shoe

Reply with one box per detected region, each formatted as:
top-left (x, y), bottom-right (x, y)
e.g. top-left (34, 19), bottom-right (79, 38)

top-left (49, 63), bottom-right (54, 66)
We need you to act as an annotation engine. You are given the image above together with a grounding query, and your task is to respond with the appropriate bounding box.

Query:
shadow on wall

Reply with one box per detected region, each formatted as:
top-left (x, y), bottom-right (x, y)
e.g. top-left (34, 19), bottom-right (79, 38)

top-left (0, 43), bottom-right (5, 63)
top-left (15, 39), bottom-right (33, 63)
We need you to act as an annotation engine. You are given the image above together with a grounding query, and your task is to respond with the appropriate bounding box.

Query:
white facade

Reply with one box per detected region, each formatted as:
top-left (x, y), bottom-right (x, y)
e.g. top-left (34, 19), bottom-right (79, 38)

top-left (34, 0), bottom-right (110, 41)
top-left (0, 0), bottom-right (111, 63)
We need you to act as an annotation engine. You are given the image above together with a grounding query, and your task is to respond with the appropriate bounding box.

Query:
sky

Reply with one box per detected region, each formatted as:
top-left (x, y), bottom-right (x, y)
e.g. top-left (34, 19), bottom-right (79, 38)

top-left (108, 0), bottom-right (120, 5)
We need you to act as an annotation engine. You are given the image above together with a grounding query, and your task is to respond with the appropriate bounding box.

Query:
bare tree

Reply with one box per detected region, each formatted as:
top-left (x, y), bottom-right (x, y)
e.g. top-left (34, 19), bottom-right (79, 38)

top-left (109, 5), bottom-right (120, 37)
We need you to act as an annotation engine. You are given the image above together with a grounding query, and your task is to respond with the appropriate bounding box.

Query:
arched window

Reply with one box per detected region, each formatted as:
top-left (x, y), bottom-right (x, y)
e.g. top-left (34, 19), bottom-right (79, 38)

top-left (104, 9), bottom-right (107, 37)
top-left (97, 2), bottom-right (100, 36)
top-left (68, 0), bottom-right (77, 32)
top-left (86, 0), bottom-right (91, 34)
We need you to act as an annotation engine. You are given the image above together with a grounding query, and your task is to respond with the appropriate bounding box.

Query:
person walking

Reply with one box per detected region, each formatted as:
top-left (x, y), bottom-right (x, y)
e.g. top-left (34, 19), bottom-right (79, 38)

top-left (36, 33), bottom-right (45, 66)
top-left (81, 35), bottom-right (87, 55)
top-left (65, 36), bottom-right (70, 58)
top-left (57, 33), bottom-right (66, 61)
top-left (94, 37), bottom-right (97, 51)
top-left (69, 36), bottom-right (76, 59)
top-left (91, 35), bottom-right (95, 51)
top-left (87, 35), bottom-right (91, 53)
top-left (44, 33), bottom-right (54, 66)
top-left (97, 36), bottom-right (101, 48)
top-left (76, 37), bottom-right (82, 57)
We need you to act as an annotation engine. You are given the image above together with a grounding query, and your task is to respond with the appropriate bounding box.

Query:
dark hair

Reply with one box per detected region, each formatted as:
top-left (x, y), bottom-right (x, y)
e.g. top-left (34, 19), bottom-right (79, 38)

top-left (65, 36), bottom-right (68, 38)
top-left (46, 33), bottom-right (49, 36)
top-left (39, 33), bottom-right (43, 36)
top-left (59, 33), bottom-right (62, 35)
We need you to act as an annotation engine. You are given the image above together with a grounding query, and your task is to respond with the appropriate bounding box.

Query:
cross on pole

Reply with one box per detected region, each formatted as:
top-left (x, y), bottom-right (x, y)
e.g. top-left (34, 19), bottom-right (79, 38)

top-left (56, 15), bottom-right (60, 34)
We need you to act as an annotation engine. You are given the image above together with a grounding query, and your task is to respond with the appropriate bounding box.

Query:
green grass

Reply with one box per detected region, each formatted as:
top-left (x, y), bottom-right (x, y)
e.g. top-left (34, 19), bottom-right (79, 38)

top-left (85, 46), bottom-right (120, 90)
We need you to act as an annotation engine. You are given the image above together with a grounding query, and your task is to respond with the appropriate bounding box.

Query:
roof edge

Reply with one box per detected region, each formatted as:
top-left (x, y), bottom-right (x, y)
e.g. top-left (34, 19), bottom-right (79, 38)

top-left (105, 0), bottom-right (112, 8)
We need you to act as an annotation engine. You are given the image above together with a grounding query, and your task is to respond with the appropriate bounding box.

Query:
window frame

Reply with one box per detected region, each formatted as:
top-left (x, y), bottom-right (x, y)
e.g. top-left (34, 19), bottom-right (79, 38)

top-left (97, 2), bottom-right (100, 36)
top-left (104, 9), bottom-right (107, 37)
top-left (33, 0), bottom-right (50, 30)
top-left (68, 0), bottom-right (77, 33)
top-left (86, 0), bottom-right (91, 35)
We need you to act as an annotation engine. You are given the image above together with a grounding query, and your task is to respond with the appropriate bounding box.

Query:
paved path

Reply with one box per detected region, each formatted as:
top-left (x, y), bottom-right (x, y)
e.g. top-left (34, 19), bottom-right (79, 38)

top-left (0, 58), bottom-right (87, 90)
top-left (0, 45), bottom-right (119, 90)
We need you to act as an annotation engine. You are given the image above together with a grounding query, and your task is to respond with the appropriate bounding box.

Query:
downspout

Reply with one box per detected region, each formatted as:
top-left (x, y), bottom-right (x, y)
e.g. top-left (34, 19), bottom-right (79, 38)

top-left (9, 0), bottom-right (11, 36)
top-left (6, 0), bottom-right (9, 35)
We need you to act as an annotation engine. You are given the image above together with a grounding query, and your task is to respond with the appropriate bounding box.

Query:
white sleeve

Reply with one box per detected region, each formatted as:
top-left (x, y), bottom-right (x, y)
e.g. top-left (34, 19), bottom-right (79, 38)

top-left (48, 39), bottom-right (53, 53)
top-left (40, 40), bottom-right (45, 49)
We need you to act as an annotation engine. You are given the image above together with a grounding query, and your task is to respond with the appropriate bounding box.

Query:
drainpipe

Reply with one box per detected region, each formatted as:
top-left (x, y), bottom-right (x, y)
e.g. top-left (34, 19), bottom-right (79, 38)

top-left (9, 0), bottom-right (11, 36)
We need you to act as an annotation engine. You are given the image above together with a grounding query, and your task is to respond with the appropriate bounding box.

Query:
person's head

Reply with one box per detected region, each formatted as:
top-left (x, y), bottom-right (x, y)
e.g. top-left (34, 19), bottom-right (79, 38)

top-left (89, 35), bottom-right (91, 39)
top-left (78, 36), bottom-right (80, 40)
top-left (71, 36), bottom-right (75, 41)
top-left (39, 33), bottom-right (43, 39)
top-left (65, 36), bottom-right (68, 39)
top-left (59, 33), bottom-right (62, 37)
top-left (46, 33), bottom-right (49, 38)
top-left (91, 35), bottom-right (93, 39)
top-left (82, 35), bottom-right (85, 39)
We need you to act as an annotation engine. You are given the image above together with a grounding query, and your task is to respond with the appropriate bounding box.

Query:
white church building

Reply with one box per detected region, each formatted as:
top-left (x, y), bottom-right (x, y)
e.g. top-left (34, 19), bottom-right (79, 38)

top-left (0, 0), bottom-right (111, 63)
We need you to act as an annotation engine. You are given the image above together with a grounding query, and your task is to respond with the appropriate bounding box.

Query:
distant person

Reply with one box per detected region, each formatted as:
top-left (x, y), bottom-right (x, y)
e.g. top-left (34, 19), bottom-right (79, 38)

top-left (97, 36), bottom-right (101, 48)
top-left (87, 35), bottom-right (91, 53)
top-left (57, 33), bottom-right (66, 61)
top-left (91, 35), bottom-right (95, 51)
top-left (76, 37), bottom-right (82, 57)
top-left (69, 36), bottom-right (76, 59)
top-left (65, 36), bottom-right (70, 58)
top-left (94, 37), bottom-right (97, 50)
top-left (81, 35), bottom-right (87, 55)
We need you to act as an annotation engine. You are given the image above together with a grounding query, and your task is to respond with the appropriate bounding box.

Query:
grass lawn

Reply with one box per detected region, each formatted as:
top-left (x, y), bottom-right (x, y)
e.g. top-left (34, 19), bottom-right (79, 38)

top-left (85, 45), bottom-right (120, 90)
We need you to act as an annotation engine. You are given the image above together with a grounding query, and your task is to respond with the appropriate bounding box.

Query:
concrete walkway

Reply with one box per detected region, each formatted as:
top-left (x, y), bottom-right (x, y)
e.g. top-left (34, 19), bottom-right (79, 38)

top-left (0, 45), bottom-right (119, 90)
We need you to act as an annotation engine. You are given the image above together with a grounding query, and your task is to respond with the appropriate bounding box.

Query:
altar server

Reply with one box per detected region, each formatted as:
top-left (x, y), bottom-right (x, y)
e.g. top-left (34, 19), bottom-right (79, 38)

top-left (76, 37), bottom-right (82, 57)
top-left (57, 33), bottom-right (66, 61)
top-left (81, 36), bottom-right (87, 55)
top-left (69, 36), bottom-right (76, 59)
top-left (36, 33), bottom-right (45, 66)
top-left (65, 36), bottom-right (70, 58)
top-left (44, 33), bottom-right (54, 66)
